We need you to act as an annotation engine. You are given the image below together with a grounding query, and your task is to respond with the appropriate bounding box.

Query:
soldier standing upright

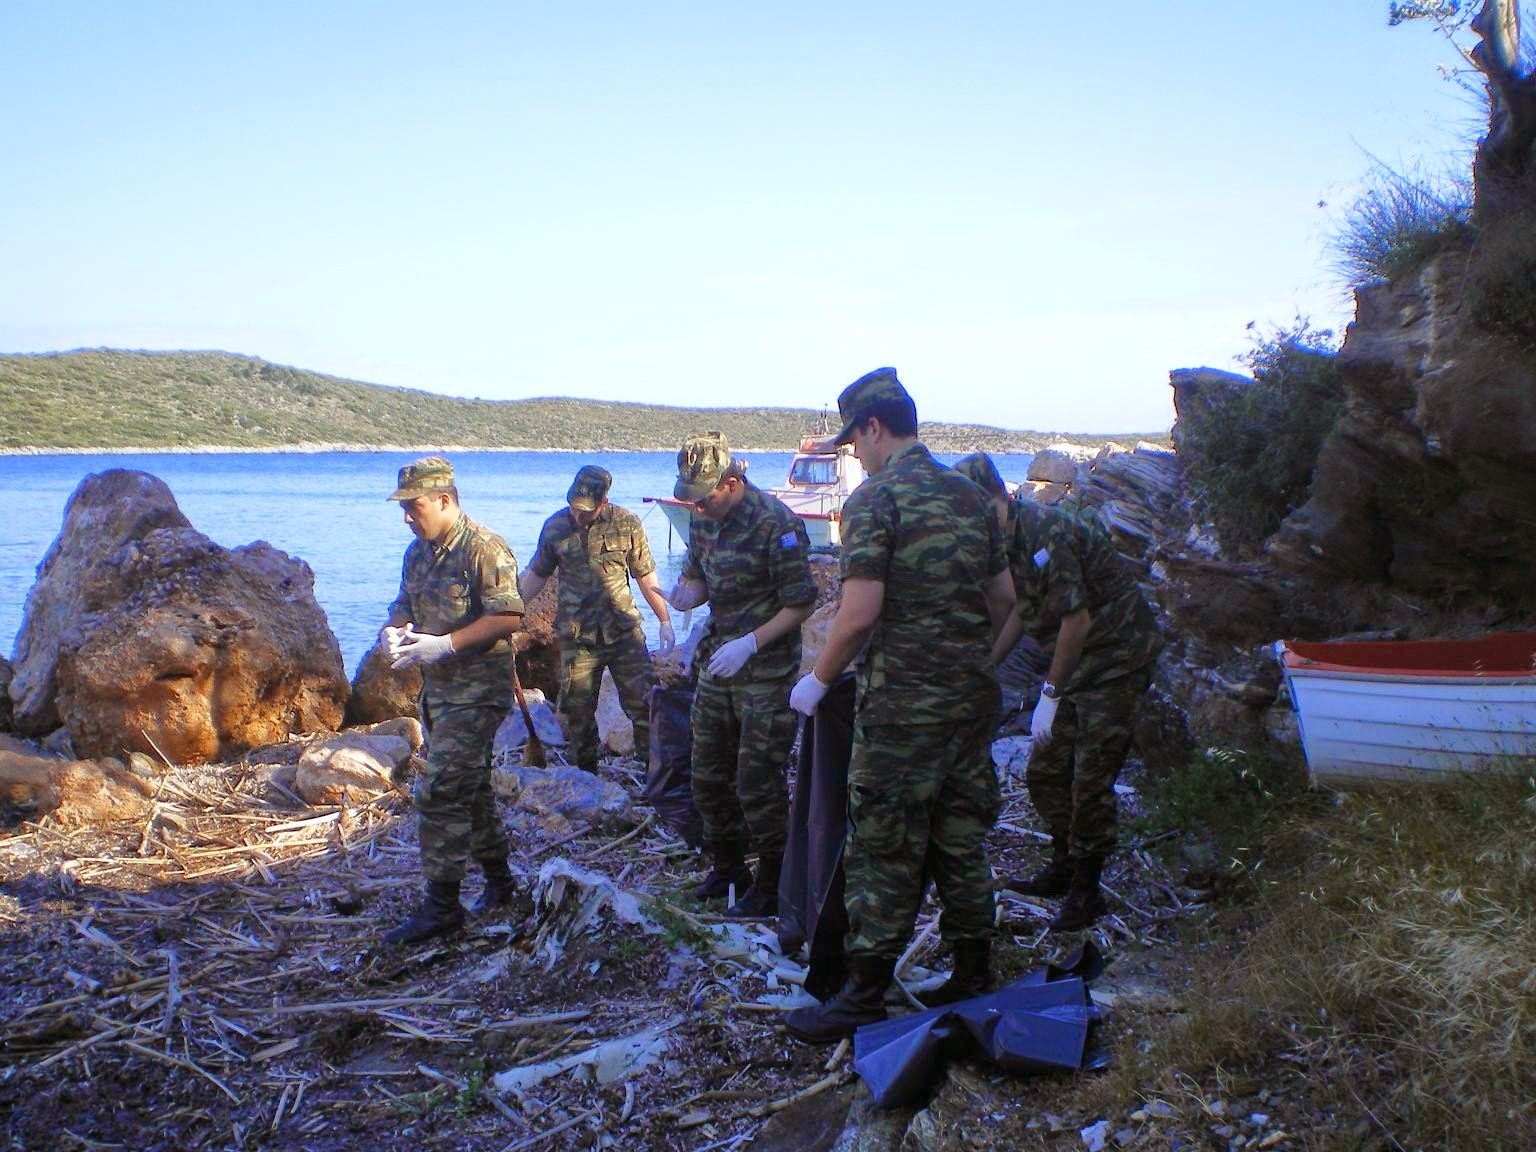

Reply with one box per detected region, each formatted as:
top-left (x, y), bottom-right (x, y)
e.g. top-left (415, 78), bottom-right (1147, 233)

top-left (665, 432), bottom-right (816, 918)
top-left (380, 456), bottom-right (525, 945)
top-left (785, 370), bottom-right (1016, 1043)
top-left (954, 451), bottom-right (1161, 932)
top-left (520, 465), bottom-right (675, 770)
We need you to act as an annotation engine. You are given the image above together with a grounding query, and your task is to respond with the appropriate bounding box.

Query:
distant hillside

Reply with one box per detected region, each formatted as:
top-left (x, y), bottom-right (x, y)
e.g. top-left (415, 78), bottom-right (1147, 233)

top-left (0, 350), bottom-right (1167, 453)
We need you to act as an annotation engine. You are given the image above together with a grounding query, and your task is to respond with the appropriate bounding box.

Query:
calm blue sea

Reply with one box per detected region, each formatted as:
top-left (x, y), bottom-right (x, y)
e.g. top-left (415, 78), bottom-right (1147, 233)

top-left (1, 449), bottom-right (1035, 676)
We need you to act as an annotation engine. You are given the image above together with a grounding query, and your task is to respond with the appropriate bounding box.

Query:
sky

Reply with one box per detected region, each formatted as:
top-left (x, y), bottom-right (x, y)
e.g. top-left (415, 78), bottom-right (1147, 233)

top-left (0, 2), bottom-right (1488, 434)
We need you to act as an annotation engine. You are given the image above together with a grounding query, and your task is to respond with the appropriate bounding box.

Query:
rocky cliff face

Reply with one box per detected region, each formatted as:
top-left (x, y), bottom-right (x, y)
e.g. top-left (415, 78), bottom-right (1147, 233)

top-left (1270, 253), bottom-right (1536, 602)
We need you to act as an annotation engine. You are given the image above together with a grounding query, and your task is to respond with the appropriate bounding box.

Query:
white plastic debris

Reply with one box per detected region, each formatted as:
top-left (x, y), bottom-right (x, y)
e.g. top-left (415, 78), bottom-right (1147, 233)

top-left (493, 1016), bottom-right (682, 1095)
top-left (1080, 1119), bottom-right (1109, 1151)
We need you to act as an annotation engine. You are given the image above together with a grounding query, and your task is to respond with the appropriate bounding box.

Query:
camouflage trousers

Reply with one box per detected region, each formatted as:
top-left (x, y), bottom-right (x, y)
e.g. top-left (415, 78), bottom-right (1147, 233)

top-left (558, 627), bottom-right (656, 770)
top-left (414, 698), bottom-right (510, 885)
top-left (1027, 667), bottom-right (1151, 860)
top-left (689, 673), bottom-right (797, 860)
top-left (845, 714), bottom-right (1001, 962)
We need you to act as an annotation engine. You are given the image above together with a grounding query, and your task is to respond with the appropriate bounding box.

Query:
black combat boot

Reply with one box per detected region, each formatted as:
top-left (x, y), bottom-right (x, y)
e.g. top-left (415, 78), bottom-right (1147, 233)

top-left (692, 841), bottom-right (753, 902)
top-left (917, 938), bottom-right (994, 1008)
top-left (725, 850), bottom-right (781, 919)
top-left (784, 956), bottom-right (895, 1045)
top-left (468, 857), bottom-right (519, 916)
top-left (1049, 855), bottom-right (1108, 932)
top-left (1005, 839), bottom-right (1072, 897)
top-left (383, 879), bottom-right (465, 946)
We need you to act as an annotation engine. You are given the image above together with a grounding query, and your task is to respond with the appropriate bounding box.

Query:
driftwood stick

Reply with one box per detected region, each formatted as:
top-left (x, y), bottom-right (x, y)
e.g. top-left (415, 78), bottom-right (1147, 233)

top-left (578, 813), bottom-right (654, 860)
top-left (119, 1039), bottom-right (241, 1103)
top-left (497, 1106), bottom-right (599, 1152)
top-left (746, 1070), bottom-right (849, 1118)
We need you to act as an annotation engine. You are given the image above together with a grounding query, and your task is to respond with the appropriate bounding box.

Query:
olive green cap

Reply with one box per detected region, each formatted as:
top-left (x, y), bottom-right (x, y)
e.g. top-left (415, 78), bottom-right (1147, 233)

top-left (674, 431), bottom-right (733, 502)
top-left (953, 452), bottom-right (1007, 498)
top-left (833, 367), bottom-right (911, 444)
top-left (388, 456), bottom-right (455, 501)
top-left (567, 464), bottom-right (613, 513)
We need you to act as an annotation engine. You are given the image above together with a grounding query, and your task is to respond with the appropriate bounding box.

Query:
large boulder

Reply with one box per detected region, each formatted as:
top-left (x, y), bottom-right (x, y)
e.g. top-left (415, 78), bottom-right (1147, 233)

top-left (26, 471), bottom-right (349, 763)
top-left (9, 470), bottom-right (191, 735)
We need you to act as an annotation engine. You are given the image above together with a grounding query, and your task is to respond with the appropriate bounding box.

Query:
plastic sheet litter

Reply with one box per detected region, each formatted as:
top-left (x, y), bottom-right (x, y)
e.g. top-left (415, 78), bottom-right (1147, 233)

top-left (853, 943), bottom-right (1107, 1110)
top-left (644, 685), bottom-right (704, 848)
top-left (776, 674), bottom-right (858, 1000)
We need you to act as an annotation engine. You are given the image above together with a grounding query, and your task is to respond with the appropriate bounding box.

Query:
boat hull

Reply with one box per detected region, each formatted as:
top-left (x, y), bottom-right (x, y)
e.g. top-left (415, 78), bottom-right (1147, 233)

top-left (1279, 634), bottom-right (1536, 785)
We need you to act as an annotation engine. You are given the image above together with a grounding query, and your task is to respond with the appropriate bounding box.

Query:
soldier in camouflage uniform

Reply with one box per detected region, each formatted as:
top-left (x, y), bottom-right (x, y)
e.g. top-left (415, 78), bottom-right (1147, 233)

top-left (784, 371), bottom-right (1017, 1043)
top-left (379, 457), bottom-right (525, 946)
top-left (665, 432), bottom-right (816, 918)
top-left (954, 452), bottom-right (1161, 932)
top-left (521, 465), bottom-right (675, 770)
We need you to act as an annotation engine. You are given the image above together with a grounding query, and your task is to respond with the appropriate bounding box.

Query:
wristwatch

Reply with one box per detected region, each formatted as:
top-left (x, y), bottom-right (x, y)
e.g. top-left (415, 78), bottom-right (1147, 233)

top-left (1040, 681), bottom-right (1060, 699)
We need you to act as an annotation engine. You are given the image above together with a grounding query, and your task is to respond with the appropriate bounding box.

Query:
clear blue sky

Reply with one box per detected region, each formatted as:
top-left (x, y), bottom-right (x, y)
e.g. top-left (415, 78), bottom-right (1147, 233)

top-left (1, 2), bottom-right (1482, 433)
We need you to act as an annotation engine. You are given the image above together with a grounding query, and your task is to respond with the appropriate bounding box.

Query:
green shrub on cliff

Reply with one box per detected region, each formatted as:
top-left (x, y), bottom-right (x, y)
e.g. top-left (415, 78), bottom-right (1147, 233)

top-left (1183, 321), bottom-right (1345, 556)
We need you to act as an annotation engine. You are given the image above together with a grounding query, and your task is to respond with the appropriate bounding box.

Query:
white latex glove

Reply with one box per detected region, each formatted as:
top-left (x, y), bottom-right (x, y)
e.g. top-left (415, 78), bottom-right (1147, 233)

top-left (790, 671), bottom-right (832, 717)
top-left (707, 632), bottom-right (758, 679)
top-left (1029, 692), bottom-right (1059, 745)
top-left (390, 624), bottom-right (455, 670)
top-left (657, 619), bottom-right (676, 656)
top-left (381, 624), bottom-right (405, 653)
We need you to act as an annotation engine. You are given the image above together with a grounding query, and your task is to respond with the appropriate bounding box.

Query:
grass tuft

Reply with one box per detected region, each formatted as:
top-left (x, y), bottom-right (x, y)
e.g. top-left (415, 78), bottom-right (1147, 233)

top-left (1327, 160), bottom-right (1474, 287)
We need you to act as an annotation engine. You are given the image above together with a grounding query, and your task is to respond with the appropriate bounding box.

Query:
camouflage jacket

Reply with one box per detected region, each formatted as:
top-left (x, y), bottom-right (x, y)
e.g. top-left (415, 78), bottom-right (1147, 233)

top-left (529, 503), bottom-right (655, 645)
top-left (1006, 498), bottom-right (1159, 693)
top-left (389, 513), bottom-right (524, 706)
top-left (840, 442), bottom-right (1006, 726)
top-left (682, 481), bottom-right (815, 684)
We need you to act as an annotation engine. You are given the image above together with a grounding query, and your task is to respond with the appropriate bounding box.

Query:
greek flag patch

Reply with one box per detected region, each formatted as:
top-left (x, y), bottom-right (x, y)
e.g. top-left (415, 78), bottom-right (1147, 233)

top-left (1032, 547), bottom-right (1051, 569)
top-left (780, 531), bottom-right (800, 548)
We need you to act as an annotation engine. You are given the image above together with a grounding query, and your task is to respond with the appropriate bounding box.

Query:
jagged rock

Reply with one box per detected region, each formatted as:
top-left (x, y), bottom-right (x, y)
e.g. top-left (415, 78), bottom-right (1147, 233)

top-left (0, 656), bottom-right (12, 731)
top-left (0, 748), bottom-right (154, 825)
top-left (493, 763), bottom-right (634, 830)
top-left (52, 521), bottom-right (347, 764)
top-left (8, 470), bottom-right (191, 735)
top-left (294, 731), bottom-right (412, 805)
top-left (513, 572), bottom-right (563, 700)
top-left (343, 639), bottom-right (423, 726)
top-left (1022, 480), bottom-right (1071, 506)
top-left (493, 689), bottom-right (566, 756)
top-left (1269, 254), bottom-right (1536, 597)
top-left (15, 470), bottom-right (348, 763)
top-left (1168, 367), bottom-right (1256, 457)
top-left (1027, 443), bottom-right (1096, 485)
top-left (596, 670), bottom-right (635, 757)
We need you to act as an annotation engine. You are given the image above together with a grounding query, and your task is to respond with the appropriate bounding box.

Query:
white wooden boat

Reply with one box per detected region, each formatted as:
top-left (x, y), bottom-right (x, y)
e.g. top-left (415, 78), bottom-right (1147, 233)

top-left (1278, 633), bottom-right (1536, 785)
top-left (644, 437), bottom-right (865, 551)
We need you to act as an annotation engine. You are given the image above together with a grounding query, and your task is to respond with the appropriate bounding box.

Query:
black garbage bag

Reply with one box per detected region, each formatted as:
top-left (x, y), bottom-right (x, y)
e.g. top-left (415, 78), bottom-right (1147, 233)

top-left (644, 684), bottom-right (703, 848)
top-left (852, 943), bottom-right (1107, 1110)
top-left (776, 674), bottom-right (857, 1000)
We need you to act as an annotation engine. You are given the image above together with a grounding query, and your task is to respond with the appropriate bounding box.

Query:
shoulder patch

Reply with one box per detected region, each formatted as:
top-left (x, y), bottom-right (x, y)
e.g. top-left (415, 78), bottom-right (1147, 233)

top-left (1032, 547), bottom-right (1051, 569)
top-left (780, 531), bottom-right (800, 549)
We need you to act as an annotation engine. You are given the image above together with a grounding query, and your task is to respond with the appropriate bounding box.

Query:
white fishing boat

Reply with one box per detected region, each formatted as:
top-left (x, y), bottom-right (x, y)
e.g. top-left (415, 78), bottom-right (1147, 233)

top-left (644, 435), bottom-right (865, 551)
top-left (1278, 632), bottom-right (1536, 785)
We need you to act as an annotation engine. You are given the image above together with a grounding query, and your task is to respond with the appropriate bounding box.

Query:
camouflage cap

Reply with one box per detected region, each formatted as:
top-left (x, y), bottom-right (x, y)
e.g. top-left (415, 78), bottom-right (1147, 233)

top-left (833, 366), bottom-right (911, 444)
top-left (567, 464), bottom-right (613, 513)
top-left (953, 452), bottom-right (1007, 498)
top-left (388, 456), bottom-right (455, 501)
top-left (674, 431), bottom-right (733, 503)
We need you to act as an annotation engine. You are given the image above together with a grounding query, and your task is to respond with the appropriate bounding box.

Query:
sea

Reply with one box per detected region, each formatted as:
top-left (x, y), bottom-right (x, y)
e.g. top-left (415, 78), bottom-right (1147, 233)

top-left (0, 449), bottom-right (1036, 677)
